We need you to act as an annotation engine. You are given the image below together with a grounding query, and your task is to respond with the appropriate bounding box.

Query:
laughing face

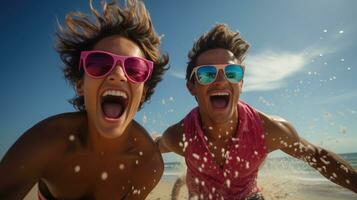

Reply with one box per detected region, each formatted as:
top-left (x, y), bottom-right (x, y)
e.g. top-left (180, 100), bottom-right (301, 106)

top-left (77, 36), bottom-right (147, 138)
top-left (187, 48), bottom-right (244, 124)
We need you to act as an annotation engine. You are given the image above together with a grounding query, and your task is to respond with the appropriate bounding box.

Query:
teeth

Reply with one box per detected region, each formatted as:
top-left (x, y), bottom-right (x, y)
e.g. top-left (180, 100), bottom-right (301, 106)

top-left (210, 92), bottom-right (229, 96)
top-left (102, 90), bottom-right (127, 98)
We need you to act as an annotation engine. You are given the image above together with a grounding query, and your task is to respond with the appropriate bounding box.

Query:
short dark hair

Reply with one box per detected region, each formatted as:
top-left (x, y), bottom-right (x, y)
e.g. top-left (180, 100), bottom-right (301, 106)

top-left (186, 24), bottom-right (249, 82)
top-left (55, 0), bottom-right (169, 111)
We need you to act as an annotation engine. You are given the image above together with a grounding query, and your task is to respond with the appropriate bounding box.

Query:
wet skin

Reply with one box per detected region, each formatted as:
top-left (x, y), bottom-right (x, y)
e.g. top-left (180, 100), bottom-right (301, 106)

top-left (0, 36), bottom-right (164, 200)
top-left (158, 48), bottom-right (357, 193)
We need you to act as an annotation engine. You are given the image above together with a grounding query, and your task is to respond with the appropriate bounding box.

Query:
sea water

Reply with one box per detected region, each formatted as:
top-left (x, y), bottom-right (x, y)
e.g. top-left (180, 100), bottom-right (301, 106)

top-left (162, 153), bottom-right (357, 199)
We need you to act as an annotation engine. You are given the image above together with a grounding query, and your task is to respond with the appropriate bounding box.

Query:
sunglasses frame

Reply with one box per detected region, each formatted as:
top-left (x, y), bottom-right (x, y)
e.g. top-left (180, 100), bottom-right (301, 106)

top-left (189, 64), bottom-right (245, 85)
top-left (79, 50), bottom-right (153, 83)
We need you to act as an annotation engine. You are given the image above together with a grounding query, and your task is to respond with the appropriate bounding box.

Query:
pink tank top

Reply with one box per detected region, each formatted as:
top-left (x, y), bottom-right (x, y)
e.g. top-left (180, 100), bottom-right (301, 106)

top-left (183, 101), bottom-right (267, 200)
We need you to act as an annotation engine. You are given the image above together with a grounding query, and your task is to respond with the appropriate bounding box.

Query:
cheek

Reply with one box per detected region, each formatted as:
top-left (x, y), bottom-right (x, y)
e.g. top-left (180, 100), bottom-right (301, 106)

top-left (82, 77), bottom-right (101, 105)
top-left (130, 84), bottom-right (145, 103)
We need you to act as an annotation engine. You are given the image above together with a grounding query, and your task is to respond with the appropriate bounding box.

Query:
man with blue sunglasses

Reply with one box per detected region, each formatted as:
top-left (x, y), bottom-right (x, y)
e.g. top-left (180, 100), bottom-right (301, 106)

top-left (156, 24), bottom-right (357, 200)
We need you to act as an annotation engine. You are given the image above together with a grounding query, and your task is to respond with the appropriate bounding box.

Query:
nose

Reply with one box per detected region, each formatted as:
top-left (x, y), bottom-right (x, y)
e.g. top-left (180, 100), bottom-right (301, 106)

top-left (213, 69), bottom-right (226, 83)
top-left (107, 63), bottom-right (127, 82)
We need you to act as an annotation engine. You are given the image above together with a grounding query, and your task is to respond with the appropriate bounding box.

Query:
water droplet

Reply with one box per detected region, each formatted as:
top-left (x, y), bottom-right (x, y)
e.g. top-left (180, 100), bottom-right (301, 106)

top-left (119, 164), bottom-right (125, 170)
top-left (236, 156), bottom-right (241, 162)
top-left (347, 67), bottom-right (351, 71)
top-left (139, 151), bottom-right (143, 156)
top-left (340, 58), bottom-right (345, 62)
top-left (74, 165), bottom-right (80, 173)
top-left (245, 161), bottom-right (250, 169)
top-left (69, 134), bottom-right (75, 141)
top-left (234, 171), bottom-right (239, 178)
top-left (192, 153), bottom-right (200, 160)
top-left (339, 30), bottom-right (344, 34)
top-left (101, 171), bottom-right (108, 180)
top-left (142, 115), bottom-right (147, 124)
top-left (226, 179), bottom-right (231, 188)
top-left (319, 53), bottom-right (323, 57)
top-left (201, 180), bottom-right (205, 186)
top-left (209, 193), bottom-right (213, 199)
top-left (135, 160), bottom-right (139, 165)
top-left (323, 29), bottom-right (328, 33)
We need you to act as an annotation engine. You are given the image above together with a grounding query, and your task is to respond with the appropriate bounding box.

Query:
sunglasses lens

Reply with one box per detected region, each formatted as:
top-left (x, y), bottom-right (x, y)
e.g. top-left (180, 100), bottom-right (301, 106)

top-left (225, 64), bottom-right (244, 83)
top-left (196, 66), bottom-right (217, 84)
top-left (124, 57), bottom-right (151, 82)
top-left (85, 52), bottom-right (114, 77)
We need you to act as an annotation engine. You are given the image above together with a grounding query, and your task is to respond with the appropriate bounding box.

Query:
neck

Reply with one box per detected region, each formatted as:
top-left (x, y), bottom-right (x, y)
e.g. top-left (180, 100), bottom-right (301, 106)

top-left (86, 118), bottom-right (131, 153)
top-left (200, 110), bottom-right (239, 142)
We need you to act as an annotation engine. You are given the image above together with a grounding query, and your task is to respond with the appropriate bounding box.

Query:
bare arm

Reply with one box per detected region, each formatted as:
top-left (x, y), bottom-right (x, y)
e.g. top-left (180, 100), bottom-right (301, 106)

top-left (156, 121), bottom-right (185, 157)
top-left (262, 113), bottom-right (357, 193)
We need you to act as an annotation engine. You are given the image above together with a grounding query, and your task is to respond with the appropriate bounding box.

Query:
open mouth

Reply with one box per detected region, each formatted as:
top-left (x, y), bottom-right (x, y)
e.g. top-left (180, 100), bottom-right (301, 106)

top-left (209, 92), bottom-right (230, 109)
top-left (101, 90), bottom-right (128, 120)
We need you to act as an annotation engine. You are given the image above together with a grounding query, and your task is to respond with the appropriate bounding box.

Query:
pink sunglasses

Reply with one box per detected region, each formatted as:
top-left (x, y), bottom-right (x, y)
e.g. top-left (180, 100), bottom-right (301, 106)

top-left (79, 50), bottom-right (153, 83)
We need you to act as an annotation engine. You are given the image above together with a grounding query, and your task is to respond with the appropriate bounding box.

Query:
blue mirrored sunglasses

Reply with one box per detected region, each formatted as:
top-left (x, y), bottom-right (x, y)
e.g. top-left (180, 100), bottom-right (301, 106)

top-left (190, 64), bottom-right (244, 85)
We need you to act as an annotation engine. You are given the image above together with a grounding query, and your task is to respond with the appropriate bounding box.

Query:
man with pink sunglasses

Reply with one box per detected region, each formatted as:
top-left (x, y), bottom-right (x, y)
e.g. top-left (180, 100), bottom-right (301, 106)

top-left (156, 24), bottom-right (357, 199)
top-left (0, 0), bottom-right (168, 199)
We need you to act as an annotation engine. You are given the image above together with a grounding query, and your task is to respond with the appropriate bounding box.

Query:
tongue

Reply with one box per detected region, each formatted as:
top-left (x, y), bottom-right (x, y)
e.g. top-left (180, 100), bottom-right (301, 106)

top-left (211, 97), bottom-right (228, 108)
top-left (102, 103), bottom-right (123, 119)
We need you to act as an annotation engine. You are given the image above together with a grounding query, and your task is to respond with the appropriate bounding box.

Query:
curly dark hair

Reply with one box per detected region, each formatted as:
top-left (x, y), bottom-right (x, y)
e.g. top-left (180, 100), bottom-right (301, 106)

top-left (186, 24), bottom-right (249, 82)
top-left (55, 0), bottom-right (169, 111)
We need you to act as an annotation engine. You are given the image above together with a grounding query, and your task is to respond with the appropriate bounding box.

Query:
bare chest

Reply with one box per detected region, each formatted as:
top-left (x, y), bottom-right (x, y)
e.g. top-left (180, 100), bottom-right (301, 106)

top-left (42, 151), bottom-right (144, 199)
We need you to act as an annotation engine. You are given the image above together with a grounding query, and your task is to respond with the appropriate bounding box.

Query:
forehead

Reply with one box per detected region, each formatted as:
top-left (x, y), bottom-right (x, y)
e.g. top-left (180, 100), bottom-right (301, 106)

top-left (93, 35), bottom-right (144, 58)
top-left (196, 48), bottom-right (240, 66)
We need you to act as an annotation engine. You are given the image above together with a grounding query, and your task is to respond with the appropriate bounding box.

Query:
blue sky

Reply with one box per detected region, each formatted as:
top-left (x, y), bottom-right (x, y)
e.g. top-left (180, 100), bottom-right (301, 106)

top-left (1, 0), bottom-right (356, 160)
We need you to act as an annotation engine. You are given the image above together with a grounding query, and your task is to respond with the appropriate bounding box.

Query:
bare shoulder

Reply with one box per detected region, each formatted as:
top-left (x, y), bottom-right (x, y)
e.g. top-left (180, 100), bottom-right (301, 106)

top-left (130, 120), bottom-right (161, 153)
top-left (0, 112), bottom-right (86, 198)
top-left (129, 120), bottom-right (163, 170)
top-left (258, 111), bottom-right (300, 153)
top-left (2, 112), bottom-right (86, 162)
top-left (127, 120), bottom-right (164, 197)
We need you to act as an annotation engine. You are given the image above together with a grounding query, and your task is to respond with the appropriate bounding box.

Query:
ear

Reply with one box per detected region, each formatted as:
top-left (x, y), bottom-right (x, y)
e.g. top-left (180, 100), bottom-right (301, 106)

top-left (239, 79), bottom-right (244, 94)
top-left (76, 79), bottom-right (84, 96)
top-left (186, 81), bottom-right (196, 96)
